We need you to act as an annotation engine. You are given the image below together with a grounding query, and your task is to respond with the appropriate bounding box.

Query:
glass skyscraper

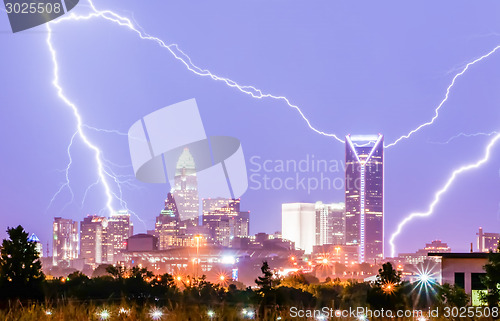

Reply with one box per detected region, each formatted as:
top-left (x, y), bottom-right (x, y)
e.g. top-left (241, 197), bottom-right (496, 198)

top-left (202, 198), bottom-right (249, 246)
top-left (345, 134), bottom-right (384, 263)
top-left (315, 201), bottom-right (346, 246)
top-left (52, 217), bottom-right (79, 266)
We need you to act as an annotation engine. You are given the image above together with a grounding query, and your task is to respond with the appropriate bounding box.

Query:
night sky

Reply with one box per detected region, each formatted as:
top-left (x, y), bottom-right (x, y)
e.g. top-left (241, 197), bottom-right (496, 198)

top-left (1, 0), bottom-right (500, 256)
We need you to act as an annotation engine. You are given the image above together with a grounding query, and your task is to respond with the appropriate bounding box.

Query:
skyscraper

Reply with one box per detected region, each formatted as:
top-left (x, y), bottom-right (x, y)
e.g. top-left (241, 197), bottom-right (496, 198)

top-left (171, 148), bottom-right (199, 229)
top-left (282, 203), bottom-right (316, 254)
top-left (202, 198), bottom-right (249, 246)
top-left (104, 211), bottom-right (133, 263)
top-left (53, 217), bottom-right (79, 266)
top-left (315, 202), bottom-right (346, 246)
top-left (80, 215), bottom-right (107, 266)
top-left (154, 192), bottom-right (180, 249)
top-left (28, 233), bottom-right (43, 257)
top-left (345, 134), bottom-right (384, 263)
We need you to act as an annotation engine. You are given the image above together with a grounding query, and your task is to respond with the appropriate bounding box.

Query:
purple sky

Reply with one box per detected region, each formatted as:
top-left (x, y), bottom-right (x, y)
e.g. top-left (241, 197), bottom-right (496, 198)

top-left (1, 0), bottom-right (500, 256)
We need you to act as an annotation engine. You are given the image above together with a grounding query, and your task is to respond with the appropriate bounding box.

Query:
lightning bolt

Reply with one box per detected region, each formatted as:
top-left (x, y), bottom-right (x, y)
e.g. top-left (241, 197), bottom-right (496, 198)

top-left (47, 131), bottom-right (77, 212)
top-left (389, 132), bottom-right (500, 257)
top-left (384, 45), bottom-right (500, 148)
top-left (44, 1), bottom-right (500, 247)
top-left (45, 0), bottom-right (347, 220)
top-left (47, 21), bottom-right (116, 216)
top-left (48, 1), bottom-right (345, 143)
top-left (430, 131), bottom-right (499, 144)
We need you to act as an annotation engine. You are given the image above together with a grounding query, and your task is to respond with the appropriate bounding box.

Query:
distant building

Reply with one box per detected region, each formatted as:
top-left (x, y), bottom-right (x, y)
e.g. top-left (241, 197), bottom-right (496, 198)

top-left (28, 233), bottom-right (42, 257)
top-left (477, 227), bottom-right (500, 252)
top-left (345, 134), bottom-right (384, 263)
top-left (312, 244), bottom-right (359, 266)
top-left (202, 198), bottom-right (249, 247)
top-left (424, 240), bottom-right (451, 253)
top-left (155, 208), bottom-right (179, 249)
top-left (80, 215), bottom-right (107, 266)
top-left (315, 201), bottom-right (346, 246)
top-left (121, 245), bottom-right (300, 283)
top-left (399, 240), bottom-right (451, 264)
top-left (104, 211), bottom-right (133, 263)
top-left (231, 232), bottom-right (294, 251)
top-left (282, 203), bottom-right (316, 254)
top-left (126, 234), bottom-right (158, 252)
top-left (53, 217), bottom-right (79, 266)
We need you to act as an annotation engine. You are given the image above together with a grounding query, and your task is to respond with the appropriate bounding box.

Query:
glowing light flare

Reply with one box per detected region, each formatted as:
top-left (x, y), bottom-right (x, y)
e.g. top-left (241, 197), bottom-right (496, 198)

top-left (413, 261), bottom-right (439, 297)
top-left (390, 132), bottom-right (500, 257)
top-left (149, 308), bottom-right (163, 320)
top-left (316, 253), bottom-right (333, 266)
top-left (97, 309), bottom-right (111, 320)
top-left (241, 309), bottom-right (255, 319)
top-left (381, 281), bottom-right (396, 295)
top-left (357, 315), bottom-right (368, 321)
top-left (418, 273), bottom-right (430, 284)
top-left (118, 307), bottom-right (130, 315)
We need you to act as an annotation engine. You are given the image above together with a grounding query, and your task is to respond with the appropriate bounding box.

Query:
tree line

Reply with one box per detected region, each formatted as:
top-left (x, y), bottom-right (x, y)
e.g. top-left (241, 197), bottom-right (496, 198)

top-left (1, 225), bottom-right (500, 317)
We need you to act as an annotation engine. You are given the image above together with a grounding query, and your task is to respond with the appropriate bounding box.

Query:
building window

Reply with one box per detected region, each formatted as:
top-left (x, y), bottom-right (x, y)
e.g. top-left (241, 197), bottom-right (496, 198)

top-left (455, 272), bottom-right (465, 289)
top-left (471, 273), bottom-right (486, 291)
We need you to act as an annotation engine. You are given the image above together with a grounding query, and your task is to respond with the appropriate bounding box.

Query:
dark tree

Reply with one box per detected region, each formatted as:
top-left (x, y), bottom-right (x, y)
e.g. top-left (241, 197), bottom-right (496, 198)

top-left (367, 262), bottom-right (408, 311)
top-left (92, 264), bottom-right (113, 278)
top-left (482, 244), bottom-right (500, 306)
top-left (0, 225), bottom-right (44, 300)
top-left (106, 264), bottom-right (127, 279)
top-left (255, 261), bottom-right (279, 296)
top-left (437, 283), bottom-right (468, 308)
top-left (375, 262), bottom-right (401, 286)
top-left (255, 261), bottom-right (280, 318)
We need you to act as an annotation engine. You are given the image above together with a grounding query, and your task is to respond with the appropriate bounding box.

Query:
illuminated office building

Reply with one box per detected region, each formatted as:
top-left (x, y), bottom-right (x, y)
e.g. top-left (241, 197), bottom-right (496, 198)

top-left (52, 217), bottom-right (79, 266)
top-left (477, 227), bottom-right (500, 252)
top-left (345, 134), bottom-right (384, 263)
top-left (155, 197), bottom-right (179, 249)
top-left (315, 201), bottom-right (346, 246)
top-left (104, 211), bottom-right (133, 263)
top-left (171, 148), bottom-right (199, 229)
top-left (80, 215), bottom-right (107, 266)
top-left (202, 198), bottom-right (249, 247)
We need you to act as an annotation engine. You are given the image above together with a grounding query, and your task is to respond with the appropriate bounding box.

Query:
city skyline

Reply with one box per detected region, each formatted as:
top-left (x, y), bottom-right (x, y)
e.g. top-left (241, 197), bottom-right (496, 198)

top-left (2, 1), bottom-right (500, 256)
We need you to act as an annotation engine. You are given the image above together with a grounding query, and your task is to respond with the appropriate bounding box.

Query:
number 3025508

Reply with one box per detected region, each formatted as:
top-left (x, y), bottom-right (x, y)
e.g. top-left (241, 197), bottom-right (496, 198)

top-left (5, 2), bottom-right (62, 14)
